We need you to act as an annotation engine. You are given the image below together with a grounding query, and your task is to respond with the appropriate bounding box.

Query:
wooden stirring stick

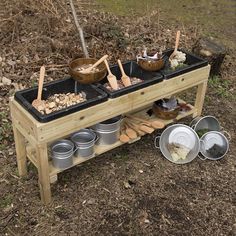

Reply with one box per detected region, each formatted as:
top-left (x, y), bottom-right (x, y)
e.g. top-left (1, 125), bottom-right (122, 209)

top-left (125, 120), bottom-right (146, 136)
top-left (32, 66), bottom-right (46, 110)
top-left (117, 59), bottom-right (131, 87)
top-left (169, 30), bottom-right (180, 60)
top-left (104, 59), bottom-right (118, 90)
top-left (124, 122), bottom-right (138, 139)
top-left (80, 55), bottom-right (108, 74)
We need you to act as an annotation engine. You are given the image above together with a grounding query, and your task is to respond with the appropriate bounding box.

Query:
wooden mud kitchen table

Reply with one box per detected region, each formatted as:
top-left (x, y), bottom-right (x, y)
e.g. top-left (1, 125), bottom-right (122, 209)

top-left (10, 65), bottom-right (210, 204)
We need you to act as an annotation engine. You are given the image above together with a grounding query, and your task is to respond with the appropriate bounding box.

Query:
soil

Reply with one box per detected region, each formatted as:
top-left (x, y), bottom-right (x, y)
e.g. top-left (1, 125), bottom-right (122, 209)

top-left (0, 0), bottom-right (236, 235)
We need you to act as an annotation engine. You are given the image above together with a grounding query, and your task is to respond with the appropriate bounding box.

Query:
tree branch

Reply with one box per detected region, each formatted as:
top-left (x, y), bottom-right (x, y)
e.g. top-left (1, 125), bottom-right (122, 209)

top-left (69, 0), bottom-right (89, 58)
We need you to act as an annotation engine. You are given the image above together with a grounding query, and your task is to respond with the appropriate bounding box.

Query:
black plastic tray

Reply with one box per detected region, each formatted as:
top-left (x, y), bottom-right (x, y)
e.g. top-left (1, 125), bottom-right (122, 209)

top-left (160, 49), bottom-right (208, 79)
top-left (97, 61), bottom-right (163, 98)
top-left (14, 78), bottom-right (108, 123)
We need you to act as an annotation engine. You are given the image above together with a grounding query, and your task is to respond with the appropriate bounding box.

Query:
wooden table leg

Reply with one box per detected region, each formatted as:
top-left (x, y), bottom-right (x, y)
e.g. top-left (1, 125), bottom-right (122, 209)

top-left (12, 125), bottom-right (27, 177)
top-left (36, 143), bottom-right (51, 204)
top-left (193, 81), bottom-right (208, 117)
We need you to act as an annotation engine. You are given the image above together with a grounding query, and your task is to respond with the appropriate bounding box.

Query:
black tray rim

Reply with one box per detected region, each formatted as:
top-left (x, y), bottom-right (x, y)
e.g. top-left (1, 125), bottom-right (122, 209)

top-left (14, 77), bottom-right (108, 123)
top-left (97, 60), bottom-right (164, 98)
top-left (160, 48), bottom-right (209, 79)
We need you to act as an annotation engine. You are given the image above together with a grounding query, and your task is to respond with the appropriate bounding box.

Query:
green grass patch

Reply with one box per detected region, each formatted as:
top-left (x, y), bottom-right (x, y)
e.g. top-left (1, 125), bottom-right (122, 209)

top-left (208, 76), bottom-right (234, 99)
top-left (0, 195), bottom-right (13, 208)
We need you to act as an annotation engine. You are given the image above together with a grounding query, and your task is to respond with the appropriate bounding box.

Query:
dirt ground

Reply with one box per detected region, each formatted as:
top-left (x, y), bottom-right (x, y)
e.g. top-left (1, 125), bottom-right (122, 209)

top-left (0, 0), bottom-right (236, 235)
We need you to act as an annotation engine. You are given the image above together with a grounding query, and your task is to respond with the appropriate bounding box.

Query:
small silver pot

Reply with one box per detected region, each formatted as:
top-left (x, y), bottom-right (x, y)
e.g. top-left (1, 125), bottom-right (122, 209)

top-left (95, 128), bottom-right (120, 145)
top-left (51, 139), bottom-right (74, 169)
top-left (92, 115), bottom-right (122, 132)
top-left (190, 116), bottom-right (221, 132)
top-left (155, 124), bottom-right (200, 164)
top-left (71, 129), bottom-right (97, 158)
top-left (200, 131), bottom-right (229, 160)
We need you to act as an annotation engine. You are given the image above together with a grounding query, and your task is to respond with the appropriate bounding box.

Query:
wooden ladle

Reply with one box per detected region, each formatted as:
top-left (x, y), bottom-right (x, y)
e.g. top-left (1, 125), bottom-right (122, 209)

top-left (117, 59), bottom-right (131, 87)
top-left (104, 59), bottom-right (118, 90)
top-left (32, 66), bottom-right (46, 110)
top-left (169, 30), bottom-right (180, 60)
top-left (126, 115), bottom-right (165, 129)
top-left (80, 55), bottom-right (108, 74)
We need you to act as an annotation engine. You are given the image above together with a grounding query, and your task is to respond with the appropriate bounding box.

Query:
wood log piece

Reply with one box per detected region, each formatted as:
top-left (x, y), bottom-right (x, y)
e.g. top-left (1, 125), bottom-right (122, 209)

top-left (192, 37), bottom-right (226, 75)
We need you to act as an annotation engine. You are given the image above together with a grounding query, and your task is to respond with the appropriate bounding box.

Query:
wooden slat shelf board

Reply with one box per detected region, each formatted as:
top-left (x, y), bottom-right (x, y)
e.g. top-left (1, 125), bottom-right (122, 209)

top-left (48, 101), bottom-right (196, 177)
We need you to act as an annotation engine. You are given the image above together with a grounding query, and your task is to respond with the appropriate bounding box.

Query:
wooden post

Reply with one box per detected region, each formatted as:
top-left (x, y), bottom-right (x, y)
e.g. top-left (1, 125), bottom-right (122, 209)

top-left (193, 81), bottom-right (208, 117)
top-left (12, 125), bottom-right (27, 176)
top-left (36, 143), bottom-right (51, 204)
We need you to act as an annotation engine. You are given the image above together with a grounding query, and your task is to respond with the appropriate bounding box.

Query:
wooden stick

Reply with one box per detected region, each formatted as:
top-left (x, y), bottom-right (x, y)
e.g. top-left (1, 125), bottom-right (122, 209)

top-left (69, 0), bottom-right (89, 58)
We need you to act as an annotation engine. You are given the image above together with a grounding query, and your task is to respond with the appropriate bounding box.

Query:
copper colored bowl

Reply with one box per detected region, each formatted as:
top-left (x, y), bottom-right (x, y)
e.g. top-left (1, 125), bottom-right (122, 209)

top-left (138, 58), bottom-right (164, 72)
top-left (69, 58), bottom-right (107, 84)
top-left (152, 103), bottom-right (180, 120)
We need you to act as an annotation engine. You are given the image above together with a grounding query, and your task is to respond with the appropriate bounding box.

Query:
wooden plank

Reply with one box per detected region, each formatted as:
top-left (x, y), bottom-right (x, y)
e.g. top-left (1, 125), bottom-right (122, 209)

top-left (36, 143), bottom-right (51, 204)
top-left (12, 125), bottom-right (28, 177)
top-left (26, 145), bottom-right (38, 167)
top-left (34, 65), bottom-right (210, 143)
top-left (193, 81), bottom-right (208, 117)
top-left (9, 99), bottom-right (38, 144)
top-left (49, 101), bottom-right (196, 177)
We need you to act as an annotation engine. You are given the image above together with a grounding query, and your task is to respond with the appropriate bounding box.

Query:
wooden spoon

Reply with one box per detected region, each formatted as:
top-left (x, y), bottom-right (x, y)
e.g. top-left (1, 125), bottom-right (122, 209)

top-left (80, 55), bottom-right (108, 74)
top-left (104, 59), bottom-right (118, 90)
top-left (32, 66), bottom-right (46, 110)
top-left (169, 30), bottom-right (180, 60)
top-left (125, 120), bottom-right (145, 136)
top-left (119, 124), bottom-right (130, 143)
top-left (117, 59), bottom-right (131, 87)
top-left (139, 124), bottom-right (154, 134)
top-left (120, 133), bottom-right (130, 143)
top-left (126, 115), bottom-right (165, 129)
top-left (124, 122), bottom-right (138, 139)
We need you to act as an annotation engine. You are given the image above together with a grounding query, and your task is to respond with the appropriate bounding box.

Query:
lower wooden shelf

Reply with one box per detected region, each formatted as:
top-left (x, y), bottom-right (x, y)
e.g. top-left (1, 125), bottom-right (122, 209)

top-left (46, 101), bottom-right (196, 180)
top-left (25, 100), bottom-right (196, 183)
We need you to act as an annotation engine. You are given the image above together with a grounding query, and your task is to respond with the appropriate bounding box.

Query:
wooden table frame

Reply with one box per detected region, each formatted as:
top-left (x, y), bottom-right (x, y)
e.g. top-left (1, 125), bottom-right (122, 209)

top-left (10, 65), bottom-right (210, 204)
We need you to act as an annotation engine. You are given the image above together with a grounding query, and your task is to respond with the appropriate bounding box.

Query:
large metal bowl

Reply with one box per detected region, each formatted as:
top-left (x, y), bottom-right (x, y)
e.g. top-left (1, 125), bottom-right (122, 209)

top-left (69, 58), bottom-right (107, 84)
top-left (155, 124), bottom-right (200, 164)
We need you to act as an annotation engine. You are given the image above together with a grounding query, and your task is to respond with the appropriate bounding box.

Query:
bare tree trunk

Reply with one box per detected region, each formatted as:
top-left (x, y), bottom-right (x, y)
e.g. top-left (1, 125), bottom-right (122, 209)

top-left (69, 0), bottom-right (89, 58)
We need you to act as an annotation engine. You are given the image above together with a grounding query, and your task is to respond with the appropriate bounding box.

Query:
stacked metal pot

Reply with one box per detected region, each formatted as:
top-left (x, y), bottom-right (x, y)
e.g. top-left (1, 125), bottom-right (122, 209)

top-left (190, 116), bottom-right (230, 161)
top-left (155, 115), bottom-right (230, 164)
